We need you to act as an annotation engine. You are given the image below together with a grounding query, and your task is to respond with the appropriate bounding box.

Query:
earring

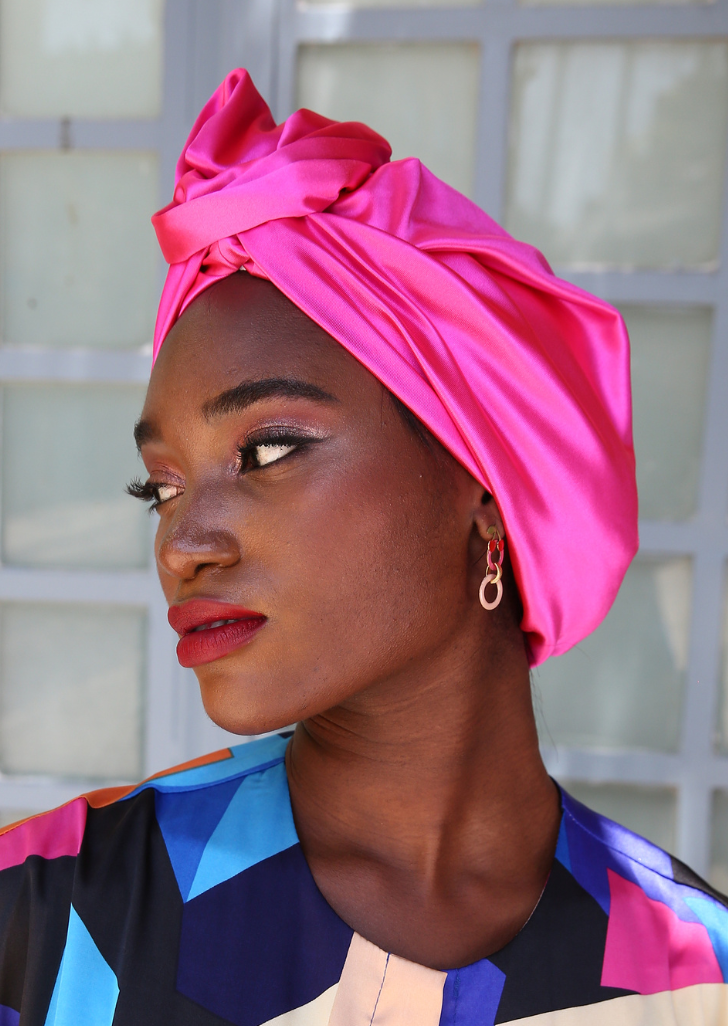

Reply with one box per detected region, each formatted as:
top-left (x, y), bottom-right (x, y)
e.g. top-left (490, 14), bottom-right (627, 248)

top-left (479, 526), bottom-right (504, 611)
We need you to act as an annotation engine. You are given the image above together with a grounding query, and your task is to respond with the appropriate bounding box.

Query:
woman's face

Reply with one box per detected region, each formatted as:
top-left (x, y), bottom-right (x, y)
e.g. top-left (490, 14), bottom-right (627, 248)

top-left (137, 272), bottom-right (496, 734)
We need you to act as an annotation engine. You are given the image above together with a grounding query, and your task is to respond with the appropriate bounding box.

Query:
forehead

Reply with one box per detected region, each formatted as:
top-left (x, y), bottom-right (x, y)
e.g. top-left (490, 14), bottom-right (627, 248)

top-left (145, 273), bottom-right (364, 412)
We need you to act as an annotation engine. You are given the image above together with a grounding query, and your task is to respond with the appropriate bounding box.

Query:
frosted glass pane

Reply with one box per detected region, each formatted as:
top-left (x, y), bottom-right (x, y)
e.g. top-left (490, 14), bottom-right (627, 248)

top-left (0, 603), bottom-right (143, 779)
top-left (625, 306), bottom-right (711, 521)
top-left (308, 0), bottom-right (479, 5)
top-left (506, 42), bottom-right (728, 269)
top-left (0, 152), bottom-right (159, 348)
top-left (0, 809), bottom-right (38, 827)
top-left (716, 571), bottom-right (728, 753)
top-left (2, 385), bottom-right (149, 569)
top-left (0, 0), bottom-right (163, 118)
top-left (710, 792), bottom-right (728, 894)
top-left (563, 782), bottom-right (676, 852)
top-left (524, 0), bottom-right (703, 7)
top-left (298, 43), bottom-right (479, 198)
top-left (535, 559), bottom-right (691, 752)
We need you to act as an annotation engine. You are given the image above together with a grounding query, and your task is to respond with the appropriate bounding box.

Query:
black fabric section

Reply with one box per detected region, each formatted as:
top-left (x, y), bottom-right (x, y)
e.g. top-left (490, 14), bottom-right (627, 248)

top-left (72, 793), bottom-right (233, 1026)
top-left (671, 855), bottom-right (728, 910)
top-left (490, 859), bottom-right (634, 1023)
top-left (0, 855), bottom-right (74, 1026)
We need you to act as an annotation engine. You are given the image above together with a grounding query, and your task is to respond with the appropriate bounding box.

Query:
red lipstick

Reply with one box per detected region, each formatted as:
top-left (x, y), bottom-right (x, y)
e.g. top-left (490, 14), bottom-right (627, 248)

top-left (168, 599), bottom-right (267, 668)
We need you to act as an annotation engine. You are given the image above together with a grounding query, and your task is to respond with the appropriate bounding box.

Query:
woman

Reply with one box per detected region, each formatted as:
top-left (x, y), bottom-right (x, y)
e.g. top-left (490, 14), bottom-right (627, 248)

top-left (0, 69), bottom-right (726, 1025)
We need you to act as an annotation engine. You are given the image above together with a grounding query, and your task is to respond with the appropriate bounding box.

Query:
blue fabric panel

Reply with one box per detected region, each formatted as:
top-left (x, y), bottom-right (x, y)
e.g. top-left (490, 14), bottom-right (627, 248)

top-left (0, 1006), bottom-right (19, 1026)
top-left (154, 776), bottom-right (241, 900)
top-left (684, 893), bottom-right (728, 980)
top-left (177, 843), bottom-right (353, 1026)
top-left (186, 760), bottom-right (298, 900)
top-left (561, 790), bottom-right (703, 924)
top-left (439, 960), bottom-right (506, 1026)
top-left (43, 906), bottom-right (119, 1026)
top-left (125, 734), bottom-right (289, 798)
top-left (554, 816), bottom-right (571, 872)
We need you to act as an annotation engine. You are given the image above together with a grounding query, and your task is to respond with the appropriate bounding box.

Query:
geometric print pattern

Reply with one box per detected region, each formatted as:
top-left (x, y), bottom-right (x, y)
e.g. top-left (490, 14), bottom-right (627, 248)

top-left (1, 733), bottom-right (728, 1025)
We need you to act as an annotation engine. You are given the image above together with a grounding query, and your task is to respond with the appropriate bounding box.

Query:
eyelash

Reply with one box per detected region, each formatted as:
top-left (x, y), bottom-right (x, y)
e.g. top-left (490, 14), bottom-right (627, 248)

top-left (127, 429), bottom-right (312, 511)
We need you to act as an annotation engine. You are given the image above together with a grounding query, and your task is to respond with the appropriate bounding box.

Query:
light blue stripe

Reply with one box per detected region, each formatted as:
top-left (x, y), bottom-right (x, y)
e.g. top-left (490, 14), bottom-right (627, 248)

top-left (126, 734), bottom-right (289, 798)
top-left (187, 760), bottom-right (298, 900)
top-left (44, 907), bottom-right (119, 1026)
top-left (684, 893), bottom-right (728, 980)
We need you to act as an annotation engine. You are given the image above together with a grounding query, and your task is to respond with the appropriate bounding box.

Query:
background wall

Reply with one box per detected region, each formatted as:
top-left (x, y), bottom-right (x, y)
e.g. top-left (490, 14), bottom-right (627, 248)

top-left (0, 0), bottom-right (726, 882)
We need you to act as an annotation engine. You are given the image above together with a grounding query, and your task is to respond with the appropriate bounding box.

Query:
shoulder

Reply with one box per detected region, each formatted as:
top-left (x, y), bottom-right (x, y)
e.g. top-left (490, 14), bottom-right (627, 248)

top-left (0, 735), bottom-right (296, 1016)
top-left (558, 786), bottom-right (728, 991)
top-left (0, 732), bottom-right (292, 872)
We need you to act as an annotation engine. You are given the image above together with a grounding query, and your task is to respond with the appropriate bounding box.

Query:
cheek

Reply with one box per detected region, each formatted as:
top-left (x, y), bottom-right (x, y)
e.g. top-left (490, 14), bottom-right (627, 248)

top-left (271, 462), bottom-right (466, 672)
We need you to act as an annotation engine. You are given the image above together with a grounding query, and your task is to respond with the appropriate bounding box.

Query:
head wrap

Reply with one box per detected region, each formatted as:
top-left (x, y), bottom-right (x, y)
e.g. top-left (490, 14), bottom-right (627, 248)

top-left (151, 68), bottom-right (638, 666)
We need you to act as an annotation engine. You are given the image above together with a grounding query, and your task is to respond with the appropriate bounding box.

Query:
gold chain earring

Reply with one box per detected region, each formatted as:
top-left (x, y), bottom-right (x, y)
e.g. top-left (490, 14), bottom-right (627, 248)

top-left (479, 526), bottom-right (504, 611)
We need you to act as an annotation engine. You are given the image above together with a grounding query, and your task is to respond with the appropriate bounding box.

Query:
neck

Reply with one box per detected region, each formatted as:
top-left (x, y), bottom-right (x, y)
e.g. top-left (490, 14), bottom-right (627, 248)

top-left (286, 630), bottom-right (560, 967)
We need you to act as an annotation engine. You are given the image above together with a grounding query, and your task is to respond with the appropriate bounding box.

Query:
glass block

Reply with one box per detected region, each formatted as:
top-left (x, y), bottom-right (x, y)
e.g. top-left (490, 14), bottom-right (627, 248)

top-left (717, 572), bottom-right (728, 753)
top-left (0, 603), bottom-right (143, 779)
top-left (535, 558), bottom-right (691, 752)
top-left (0, 0), bottom-right (163, 118)
top-left (506, 42), bottom-right (728, 269)
top-left (0, 151), bottom-right (159, 348)
top-left (2, 385), bottom-right (149, 570)
top-left (562, 781), bottom-right (677, 852)
top-left (306, 0), bottom-right (479, 5)
top-left (710, 791), bottom-right (728, 894)
top-left (523, 0), bottom-right (704, 7)
top-left (0, 809), bottom-right (38, 828)
top-left (297, 43), bottom-right (480, 198)
top-left (625, 306), bottom-right (711, 521)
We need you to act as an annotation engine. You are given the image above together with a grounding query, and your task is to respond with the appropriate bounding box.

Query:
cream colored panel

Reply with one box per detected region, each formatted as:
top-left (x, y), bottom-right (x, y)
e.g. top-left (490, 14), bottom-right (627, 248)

top-left (503, 984), bottom-right (728, 1025)
top-left (0, 603), bottom-right (144, 779)
top-left (507, 42), bottom-right (728, 269)
top-left (0, 0), bottom-right (163, 117)
top-left (625, 306), bottom-right (711, 522)
top-left (259, 985), bottom-right (338, 1026)
top-left (329, 932), bottom-right (445, 1026)
top-left (2, 385), bottom-right (148, 570)
top-left (536, 559), bottom-right (691, 752)
top-left (297, 43), bottom-right (479, 198)
top-left (0, 152), bottom-right (158, 348)
top-left (563, 782), bottom-right (677, 853)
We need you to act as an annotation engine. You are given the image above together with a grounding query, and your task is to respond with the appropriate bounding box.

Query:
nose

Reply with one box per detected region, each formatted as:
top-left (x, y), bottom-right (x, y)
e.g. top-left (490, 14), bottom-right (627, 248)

top-left (155, 493), bottom-right (241, 583)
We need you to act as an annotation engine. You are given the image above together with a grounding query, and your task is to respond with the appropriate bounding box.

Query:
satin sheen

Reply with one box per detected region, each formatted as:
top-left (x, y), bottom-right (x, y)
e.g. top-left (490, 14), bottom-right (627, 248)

top-left (151, 68), bottom-right (638, 665)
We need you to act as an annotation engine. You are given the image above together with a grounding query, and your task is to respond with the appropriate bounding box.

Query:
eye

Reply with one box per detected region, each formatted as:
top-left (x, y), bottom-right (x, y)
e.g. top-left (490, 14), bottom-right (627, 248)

top-left (238, 431), bottom-right (314, 473)
top-left (126, 478), bottom-right (183, 511)
top-left (253, 442), bottom-right (296, 467)
top-left (156, 484), bottom-right (181, 503)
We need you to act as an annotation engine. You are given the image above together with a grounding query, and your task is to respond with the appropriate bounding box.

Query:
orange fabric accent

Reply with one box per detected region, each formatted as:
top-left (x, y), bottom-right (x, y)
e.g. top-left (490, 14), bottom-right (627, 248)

top-left (0, 812), bottom-right (36, 836)
top-left (84, 785), bottom-right (138, 809)
top-left (83, 747), bottom-right (233, 809)
top-left (145, 746), bottom-right (233, 781)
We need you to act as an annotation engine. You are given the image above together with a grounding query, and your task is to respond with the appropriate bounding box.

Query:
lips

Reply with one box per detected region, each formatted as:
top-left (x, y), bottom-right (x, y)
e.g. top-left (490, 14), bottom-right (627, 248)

top-left (168, 599), bottom-right (267, 668)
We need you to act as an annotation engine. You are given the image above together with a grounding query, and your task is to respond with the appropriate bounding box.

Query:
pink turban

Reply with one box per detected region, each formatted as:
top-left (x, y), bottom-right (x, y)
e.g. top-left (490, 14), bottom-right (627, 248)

top-left (151, 68), bottom-right (638, 666)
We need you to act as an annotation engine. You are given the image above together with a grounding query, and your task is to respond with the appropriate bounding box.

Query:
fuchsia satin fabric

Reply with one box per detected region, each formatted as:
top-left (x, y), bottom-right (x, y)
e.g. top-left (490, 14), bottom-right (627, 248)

top-left (151, 68), bottom-right (638, 665)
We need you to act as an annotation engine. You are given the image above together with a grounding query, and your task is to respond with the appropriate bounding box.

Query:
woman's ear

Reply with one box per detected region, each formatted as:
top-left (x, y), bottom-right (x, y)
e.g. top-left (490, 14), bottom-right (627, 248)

top-left (473, 491), bottom-right (506, 544)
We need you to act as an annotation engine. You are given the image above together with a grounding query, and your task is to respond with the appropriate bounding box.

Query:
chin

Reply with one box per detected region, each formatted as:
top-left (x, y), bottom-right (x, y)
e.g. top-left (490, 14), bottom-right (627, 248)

top-left (194, 668), bottom-right (311, 737)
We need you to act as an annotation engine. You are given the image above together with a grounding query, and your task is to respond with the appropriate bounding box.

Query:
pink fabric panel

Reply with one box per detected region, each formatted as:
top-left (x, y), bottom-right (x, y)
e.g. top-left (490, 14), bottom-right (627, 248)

top-left (0, 798), bottom-right (87, 871)
top-left (601, 869), bottom-right (722, 994)
top-left (150, 68), bottom-right (639, 665)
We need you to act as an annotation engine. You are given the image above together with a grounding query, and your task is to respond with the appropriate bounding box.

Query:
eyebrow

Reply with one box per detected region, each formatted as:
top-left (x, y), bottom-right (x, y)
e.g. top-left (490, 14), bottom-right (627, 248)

top-left (134, 377), bottom-right (337, 453)
top-left (202, 377), bottom-right (337, 419)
